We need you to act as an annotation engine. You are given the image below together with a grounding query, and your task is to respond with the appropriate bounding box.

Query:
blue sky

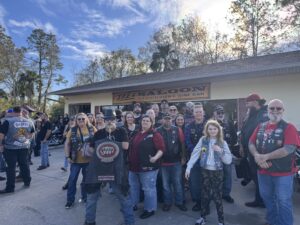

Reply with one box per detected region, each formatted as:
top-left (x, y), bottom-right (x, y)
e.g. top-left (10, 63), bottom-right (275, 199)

top-left (0, 0), bottom-right (232, 91)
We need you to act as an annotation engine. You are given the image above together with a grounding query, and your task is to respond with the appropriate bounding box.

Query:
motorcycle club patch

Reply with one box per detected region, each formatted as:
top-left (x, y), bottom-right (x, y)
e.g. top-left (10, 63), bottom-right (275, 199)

top-left (96, 141), bottom-right (120, 163)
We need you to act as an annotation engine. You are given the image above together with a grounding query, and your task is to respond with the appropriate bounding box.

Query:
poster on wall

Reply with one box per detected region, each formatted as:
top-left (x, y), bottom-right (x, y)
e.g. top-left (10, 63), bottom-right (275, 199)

top-left (112, 84), bottom-right (210, 104)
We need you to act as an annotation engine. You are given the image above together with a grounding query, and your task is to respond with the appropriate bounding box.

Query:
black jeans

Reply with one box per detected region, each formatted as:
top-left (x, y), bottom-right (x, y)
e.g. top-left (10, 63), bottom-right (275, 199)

top-left (3, 148), bottom-right (31, 191)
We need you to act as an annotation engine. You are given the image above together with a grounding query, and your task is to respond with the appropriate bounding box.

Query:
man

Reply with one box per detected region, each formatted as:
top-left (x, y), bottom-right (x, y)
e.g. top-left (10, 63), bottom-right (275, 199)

top-left (151, 103), bottom-right (164, 126)
top-left (169, 105), bottom-right (178, 124)
top-left (184, 103), bottom-right (206, 211)
top-left (240, 93), bottom-right (269, 208)
top-left (184, 101), bottom-right (194, 126)
top-left (133, 103), bottom-right (142, 125)
top-left (213, 105), bottom-right (237, 203)
top-left (84, 109), bottom-right (134, 225)
top-left (37, 113), bottom-right (52, 170)
top-left (157, 113), bottom-right (187, 212)
top-left (160, 99), bottom-right (169, 115)
top-left (0, 106), bottom-right (35, 194)
top-left (249, 99), bottom-right (300, 225)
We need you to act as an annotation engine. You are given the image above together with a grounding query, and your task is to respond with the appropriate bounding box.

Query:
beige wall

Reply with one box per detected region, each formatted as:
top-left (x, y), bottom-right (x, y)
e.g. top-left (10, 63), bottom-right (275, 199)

top-left (211, 74), bottom-right (300, 129)
top-left (63, 73), bottom-right (300, 129)
top-left (64, 92), bottom-right (112, 114)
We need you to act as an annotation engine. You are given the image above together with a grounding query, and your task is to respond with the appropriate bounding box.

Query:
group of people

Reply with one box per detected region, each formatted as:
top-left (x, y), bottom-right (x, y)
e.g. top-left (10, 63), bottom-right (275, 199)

top-left (0, 94), bottom-right (299, 225)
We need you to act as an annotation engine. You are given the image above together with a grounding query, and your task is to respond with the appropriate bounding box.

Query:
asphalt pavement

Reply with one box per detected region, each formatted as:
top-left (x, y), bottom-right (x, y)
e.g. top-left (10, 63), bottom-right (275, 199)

top-left (0, 145), bottom-right (299, 225)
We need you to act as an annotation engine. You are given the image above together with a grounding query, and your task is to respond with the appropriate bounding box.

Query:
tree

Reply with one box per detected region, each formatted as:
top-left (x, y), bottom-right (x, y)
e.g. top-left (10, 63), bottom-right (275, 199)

top-left (49, 97), bottom-right (65, 119)
top-left (228, 0), bottom-right (280, 56)
top-left (150, 44), bottom-right (179, 72)
top-left (27, 29), bottom-right (64, 111)
top-left (100, 48), bottom-right (146, 79)
top-left (74, 59), bottom-right (103, 86)
top-left (42, 34), bottom-right (65, 112)
top-left (0, 25), bottom-right (25, 104)
top-left (16, 70), bottom-right (36, 105)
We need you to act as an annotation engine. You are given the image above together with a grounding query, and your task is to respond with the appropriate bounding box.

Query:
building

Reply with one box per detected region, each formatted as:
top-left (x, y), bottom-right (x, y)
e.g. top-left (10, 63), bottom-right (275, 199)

top-left (50, 50), bottom-right (300, 129)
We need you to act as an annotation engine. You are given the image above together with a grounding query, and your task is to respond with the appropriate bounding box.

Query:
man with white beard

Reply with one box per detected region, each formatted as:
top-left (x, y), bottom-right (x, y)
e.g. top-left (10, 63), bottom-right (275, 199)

top-left (248, 99), bottom-right (300, 225)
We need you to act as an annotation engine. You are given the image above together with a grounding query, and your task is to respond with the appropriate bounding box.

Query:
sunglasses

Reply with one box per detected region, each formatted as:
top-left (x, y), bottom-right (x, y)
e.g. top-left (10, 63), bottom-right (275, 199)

top-left (217, 111), bottom-right (224, 115)
top-left (269, 107), bottom-right (283, 111)
top-left (77, 118), bottom-right (85, 121)
top-left (170, 109), bottom-right (177, 111)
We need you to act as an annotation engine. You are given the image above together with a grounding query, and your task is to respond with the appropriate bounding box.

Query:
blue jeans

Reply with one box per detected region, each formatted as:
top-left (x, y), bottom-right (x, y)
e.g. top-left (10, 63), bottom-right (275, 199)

top-left (189, 161), bottom-right (202, 205)
top-left (161, 163), bottom-right (184, 205)
top-left (40, 142), bottom-right (49, 166)
top-left (63, 157), bottom-right (68, 169)
top-left (129, 170), bottom-right (158, 211)
top-left (258, 173), bottom-right (294, 225)
top-left (85, 182), bottom-right (134, 225)
top-left (67, 163), bottom-right (88, 203)
top-left (222, 163), bottom-right (232, 197)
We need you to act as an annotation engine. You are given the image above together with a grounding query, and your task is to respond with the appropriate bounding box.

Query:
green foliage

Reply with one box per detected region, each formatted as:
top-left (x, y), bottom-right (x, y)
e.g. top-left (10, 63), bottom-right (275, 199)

top-left (49, 97), bottom-right (65, 119)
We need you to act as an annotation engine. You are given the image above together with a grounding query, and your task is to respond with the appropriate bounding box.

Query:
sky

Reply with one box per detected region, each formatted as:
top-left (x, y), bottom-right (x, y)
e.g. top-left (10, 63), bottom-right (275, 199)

top-left (0, 0), bottom-right (233, 91)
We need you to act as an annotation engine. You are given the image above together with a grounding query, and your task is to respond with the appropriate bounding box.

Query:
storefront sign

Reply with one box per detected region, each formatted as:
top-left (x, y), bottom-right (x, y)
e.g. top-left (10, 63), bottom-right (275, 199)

top-left (113, 84), bottom-right (210, 104)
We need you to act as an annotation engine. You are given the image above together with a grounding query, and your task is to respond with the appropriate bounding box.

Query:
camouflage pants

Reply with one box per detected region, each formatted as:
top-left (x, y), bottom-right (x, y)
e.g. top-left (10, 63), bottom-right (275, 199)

top-left (200, 168), bottom-right (224, 223)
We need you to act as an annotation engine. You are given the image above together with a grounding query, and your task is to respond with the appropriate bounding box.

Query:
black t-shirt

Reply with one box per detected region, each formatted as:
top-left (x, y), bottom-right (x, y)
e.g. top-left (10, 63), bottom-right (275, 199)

top-left (39, 120), bottom-right (52, 140)
top-left (90, 127), bottom-right (128, 148)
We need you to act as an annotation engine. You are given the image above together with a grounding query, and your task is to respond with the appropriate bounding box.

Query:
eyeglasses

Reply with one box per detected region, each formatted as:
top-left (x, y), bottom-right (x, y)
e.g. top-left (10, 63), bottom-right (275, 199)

top-left (217, 111), bottom-right (224, 115)
top-left (170, 109), bottom-right (177, 111)
top-left (77, 118), bottom-right (85, 121)
top-left (268, 107), bottom-right (283, 111)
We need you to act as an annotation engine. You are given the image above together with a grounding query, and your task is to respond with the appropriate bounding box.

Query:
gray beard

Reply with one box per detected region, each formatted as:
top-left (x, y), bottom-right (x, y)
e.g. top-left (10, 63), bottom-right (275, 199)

top-left (268, 113), bottom-right (282, 123)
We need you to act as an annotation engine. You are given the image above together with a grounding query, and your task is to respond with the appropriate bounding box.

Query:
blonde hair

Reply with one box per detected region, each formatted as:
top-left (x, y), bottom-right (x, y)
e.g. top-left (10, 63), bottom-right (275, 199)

top-left (75, 113), bottom-right (92, 127)
top-left (203, 119), bottom-right (224, 146)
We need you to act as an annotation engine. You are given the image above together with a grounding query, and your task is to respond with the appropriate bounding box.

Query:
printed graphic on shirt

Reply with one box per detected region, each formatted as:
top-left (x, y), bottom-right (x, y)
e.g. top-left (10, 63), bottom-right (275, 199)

top-left (96, 141), bottom-right (120, 163)
top-left (13, 122), bottom-right (31, 147)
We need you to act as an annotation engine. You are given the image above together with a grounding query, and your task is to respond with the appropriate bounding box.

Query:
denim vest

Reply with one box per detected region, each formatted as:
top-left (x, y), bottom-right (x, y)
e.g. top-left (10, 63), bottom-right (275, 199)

top-left (256, 120), bottom-right (294, 173)
top-left (199, 137), bottom-right (224, 170)
top-left (4, 117), bottom-right (34, 150)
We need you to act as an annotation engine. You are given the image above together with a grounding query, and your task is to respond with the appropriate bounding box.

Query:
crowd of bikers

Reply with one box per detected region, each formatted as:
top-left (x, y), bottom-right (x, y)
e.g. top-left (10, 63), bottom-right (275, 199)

top-left (0, 94), bottom-right (299, 225)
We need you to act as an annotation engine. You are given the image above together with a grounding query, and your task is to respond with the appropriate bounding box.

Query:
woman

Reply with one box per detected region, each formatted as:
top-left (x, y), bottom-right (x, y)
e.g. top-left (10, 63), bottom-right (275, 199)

top-left (64, 113), bottom-right (97, 209)
top-left (123, 111), bottom-right (139, 141)
top-left (87, 113), bottom-right (95, 126)
top-left (61, 116), bottom-right (76, 172)
top-left (95, 112), bottom-right (105, 130)
top-left (175, 114), bottom-right (185, 130)
top-left (185, 120), bottom-right (232, 225)
top-left (128, 115), bottom-right (165, 219)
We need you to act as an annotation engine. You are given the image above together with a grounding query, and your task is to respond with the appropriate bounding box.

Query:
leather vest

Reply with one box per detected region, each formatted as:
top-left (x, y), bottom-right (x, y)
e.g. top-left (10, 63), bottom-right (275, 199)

top-left (157, 126), bottom-right (181, 163)
top-left (70, 125), bottom-right (94, 161)
top-left (189, 121), bottom-right (206, 147)
top-left (4, 117), bottom-right (34, 150)
top-left (137, 130), bottom-right (160, 171)
top-left (256, 120), bottom-right (294, 173)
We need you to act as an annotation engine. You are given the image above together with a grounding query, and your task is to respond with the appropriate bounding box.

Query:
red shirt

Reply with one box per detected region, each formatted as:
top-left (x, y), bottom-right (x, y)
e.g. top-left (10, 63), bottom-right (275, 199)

top-left (129, 129), bottom-right (165, 172)
top-left (250, 122), bottom-right (300, 176)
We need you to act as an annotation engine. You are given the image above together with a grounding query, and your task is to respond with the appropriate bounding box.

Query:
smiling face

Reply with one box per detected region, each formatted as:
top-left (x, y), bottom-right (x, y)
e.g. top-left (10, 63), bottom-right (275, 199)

top-left (175, 115), bottom-right (184, 127)
top-left (141, 116), bottom-right (152, 131)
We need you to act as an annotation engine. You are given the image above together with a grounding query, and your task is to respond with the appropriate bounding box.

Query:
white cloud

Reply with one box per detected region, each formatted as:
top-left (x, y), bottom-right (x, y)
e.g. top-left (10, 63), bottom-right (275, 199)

top-left (9, 19), bottom-right (57, 34)
top-left (60, 36), bottom-right (107, 60)
top-left (32, 0), bottom-right (57, 16)
top-left (0, 3), bottom-right (7, 31)
top-left (97, 0), bottom-right (233, 33)
top-left (71, 2), bottom-right (146, 39)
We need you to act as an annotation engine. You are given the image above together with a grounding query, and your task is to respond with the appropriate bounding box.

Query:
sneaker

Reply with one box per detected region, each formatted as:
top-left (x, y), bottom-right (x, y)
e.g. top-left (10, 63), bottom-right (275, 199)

top-left (195, 217), bottom-right (205, 225)
top-left (62, 183), bottom-right (68, 190)
top-left (61, 167), bottom-right (67, 172)
top-left (223, 195), bottom-right (234, 203)
top-left (192, 203), bottom-right (201, 211)
top-left (65, 202), bottom-right (74, 209)
top-left (78, 198), bottom-right (86, 203)
top-left (139, 210), bottom-right (155, 219)
top-left (175, 204), bottom-right (188, 211)
top-left (245, 201), bottom-right (265, 208)
top-left (37, 165), bottom-right (47, 170)
top-left (162, 204), bottom-right (171, 211)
